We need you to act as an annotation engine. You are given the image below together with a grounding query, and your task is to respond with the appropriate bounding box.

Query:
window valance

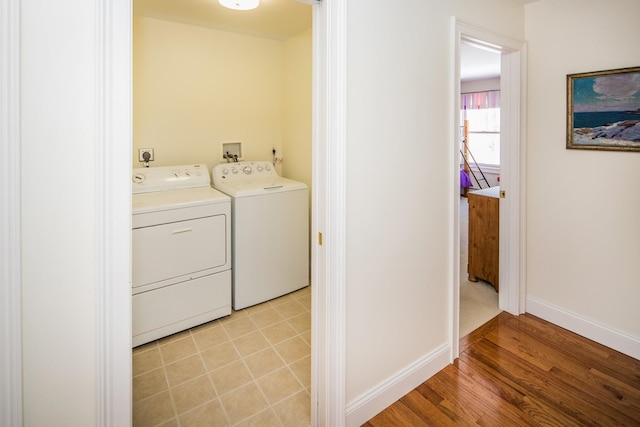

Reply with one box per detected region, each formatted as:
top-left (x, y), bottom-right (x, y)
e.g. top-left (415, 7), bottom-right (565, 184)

top-left (461, 90), bottom-right (500, 110)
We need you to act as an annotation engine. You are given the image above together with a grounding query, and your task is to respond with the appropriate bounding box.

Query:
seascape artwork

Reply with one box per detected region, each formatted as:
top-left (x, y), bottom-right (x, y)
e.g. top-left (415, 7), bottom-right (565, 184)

top-left (567, 67), bottom-right (640, 152)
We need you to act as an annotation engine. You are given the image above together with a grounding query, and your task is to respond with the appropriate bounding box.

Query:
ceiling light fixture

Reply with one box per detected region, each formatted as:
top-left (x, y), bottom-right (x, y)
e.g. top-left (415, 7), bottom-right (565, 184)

top-left (219, 0), bottom-right (259, 10)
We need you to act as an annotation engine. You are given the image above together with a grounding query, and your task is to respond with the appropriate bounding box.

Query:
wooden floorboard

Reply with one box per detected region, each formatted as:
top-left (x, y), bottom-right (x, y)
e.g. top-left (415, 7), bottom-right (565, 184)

top-left (363, 312), bottom-right (640, 426)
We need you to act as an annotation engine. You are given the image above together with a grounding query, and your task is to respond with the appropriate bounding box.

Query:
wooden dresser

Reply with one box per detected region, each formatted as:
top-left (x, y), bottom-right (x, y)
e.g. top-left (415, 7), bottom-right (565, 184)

top-left (467, 186), bottom-right (500, 292)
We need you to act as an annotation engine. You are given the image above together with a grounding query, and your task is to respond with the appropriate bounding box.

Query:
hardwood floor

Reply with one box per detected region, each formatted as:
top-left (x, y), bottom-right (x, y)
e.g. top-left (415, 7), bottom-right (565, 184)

top-left (363, 312), bottom-right (640, 426)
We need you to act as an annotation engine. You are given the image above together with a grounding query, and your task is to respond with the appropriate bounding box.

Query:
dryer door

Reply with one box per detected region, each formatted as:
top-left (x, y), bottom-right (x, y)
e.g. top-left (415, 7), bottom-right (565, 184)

top-left (132, 214), bottom-right (227, 290)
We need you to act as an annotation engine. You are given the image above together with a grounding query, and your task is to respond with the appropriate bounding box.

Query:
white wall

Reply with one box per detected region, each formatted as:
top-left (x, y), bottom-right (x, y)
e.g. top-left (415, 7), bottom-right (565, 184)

top-left (344, 0), bottom-right (524, 423)
top-left (21, 1), bottom-right (99, 425)
top-left (133, 17), bottom-right (285, 169)
top-left (525, 0), bottom-right (640, 356)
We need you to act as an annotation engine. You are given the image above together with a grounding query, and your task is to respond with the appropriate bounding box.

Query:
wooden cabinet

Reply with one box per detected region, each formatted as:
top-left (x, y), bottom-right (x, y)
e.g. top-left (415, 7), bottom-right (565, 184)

top-left (467, 186), bottom-right (500, 292)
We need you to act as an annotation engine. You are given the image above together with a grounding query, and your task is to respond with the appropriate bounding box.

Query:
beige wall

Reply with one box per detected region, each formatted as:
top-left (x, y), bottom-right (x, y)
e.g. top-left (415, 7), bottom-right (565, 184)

top-left (282, 28), bottom-right (313, 190)
top-left (525, 0), bottom-right (640, 339)
top-left (133, 17), bottom-right (312, 173)
top-left (344, 0), bottom-right (525, 411)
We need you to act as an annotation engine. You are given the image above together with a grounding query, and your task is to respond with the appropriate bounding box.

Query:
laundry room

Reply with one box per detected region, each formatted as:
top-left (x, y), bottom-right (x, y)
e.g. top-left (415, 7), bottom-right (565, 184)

top-left (131, 1), bottom-right (314, 425)
top-left (132, 2), bottom-right (312, 184)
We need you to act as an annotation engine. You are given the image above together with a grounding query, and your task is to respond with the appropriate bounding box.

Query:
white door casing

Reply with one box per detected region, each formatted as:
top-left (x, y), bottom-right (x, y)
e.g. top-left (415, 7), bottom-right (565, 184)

top-left (311, 0), bottom-right (348, 425)
top-left (451, 19), bottom-right (527, 359)
top-left (5, 0), bottom-right (349, 425)
top-left (1, 0), bottom-right (23, 425)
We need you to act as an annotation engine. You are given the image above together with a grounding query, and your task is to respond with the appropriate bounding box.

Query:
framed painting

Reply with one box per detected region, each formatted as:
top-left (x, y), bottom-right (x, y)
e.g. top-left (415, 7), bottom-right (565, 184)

top-left (567, 66), bottom-right (640, 152)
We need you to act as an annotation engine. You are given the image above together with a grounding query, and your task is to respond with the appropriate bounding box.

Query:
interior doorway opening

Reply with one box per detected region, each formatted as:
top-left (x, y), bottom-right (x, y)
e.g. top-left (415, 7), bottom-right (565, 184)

top-left (134, 2), bottom-right (320, 426)
top-left (458, 39), bottom-right (503, 338)
top-left (452, 20), bottom-right (527, 358)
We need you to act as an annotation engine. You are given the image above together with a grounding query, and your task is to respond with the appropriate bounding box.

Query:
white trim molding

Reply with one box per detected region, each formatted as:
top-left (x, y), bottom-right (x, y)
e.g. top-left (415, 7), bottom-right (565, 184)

top-left (95, 0), bottom-right (132, 425)
top-left (449, 16), bottom-right (462, 360)
top-left (311, 0), bottom-right (347, 425)
top-left (451, 19), bottom-right (527, 359)
top-left (527, 297), bottom-right (640, 360)
top-left (0, 0), bottom-right (23, 425)
top-left (345, 344), bottom-right (450, 427)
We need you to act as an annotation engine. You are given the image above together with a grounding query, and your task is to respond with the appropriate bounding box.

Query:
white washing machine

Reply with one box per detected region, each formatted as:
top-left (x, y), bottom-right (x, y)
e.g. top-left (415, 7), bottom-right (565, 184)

top-left (212, 161), bottom-right (309, 310)
top-left (132, 164), bottom-right (231, 347)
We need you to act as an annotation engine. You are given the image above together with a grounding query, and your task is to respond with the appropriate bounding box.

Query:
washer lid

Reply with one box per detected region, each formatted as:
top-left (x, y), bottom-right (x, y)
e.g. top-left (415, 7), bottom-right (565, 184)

top-left (213, 176), bottom-right (307, 197)
top-left (132, 164), bottom-right (210, 194)
top-left (133, 186), bottom-right (230, 215)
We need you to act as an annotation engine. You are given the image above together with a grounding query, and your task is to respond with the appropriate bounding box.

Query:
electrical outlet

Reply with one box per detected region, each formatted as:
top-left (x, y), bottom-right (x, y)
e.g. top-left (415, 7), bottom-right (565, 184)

top-left (138, 148), bottom-right (154, 162)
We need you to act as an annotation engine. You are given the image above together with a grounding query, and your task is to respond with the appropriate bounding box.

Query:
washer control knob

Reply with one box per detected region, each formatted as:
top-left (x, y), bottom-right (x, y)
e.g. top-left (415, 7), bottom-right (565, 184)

top-left (222, 168), bottom-right (229, 175)
top-left (243, 166), bottom-right (252, 174)
top-left (231, 167), bottom-right (238, 174)
top-left (265, 165), bottom-right (271, 171)
top-left (257, 165), bottom-right (264, 172)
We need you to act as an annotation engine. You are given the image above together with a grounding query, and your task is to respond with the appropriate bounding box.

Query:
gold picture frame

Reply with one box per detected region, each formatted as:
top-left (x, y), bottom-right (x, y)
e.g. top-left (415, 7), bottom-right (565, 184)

top-left (567, 66), bottom-right (640, 152)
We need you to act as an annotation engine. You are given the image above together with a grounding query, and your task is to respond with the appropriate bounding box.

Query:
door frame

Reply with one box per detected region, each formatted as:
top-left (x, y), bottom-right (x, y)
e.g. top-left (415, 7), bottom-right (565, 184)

top-left (451, 20), bottom-right (528, 358)
top-left (2, 0), bottom-right (349, 424)
top-left (1, 0), bottom-right (23, 424)
top-left (311, 1), bottom-right (347, 425)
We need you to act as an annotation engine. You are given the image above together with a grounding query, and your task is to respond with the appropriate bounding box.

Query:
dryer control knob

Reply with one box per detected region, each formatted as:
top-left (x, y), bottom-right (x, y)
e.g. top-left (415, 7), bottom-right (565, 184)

top-left (231, 167), bottom-right (238, 174)
top-left (243, 166), bottom-right (252, 174)
top-left (265, 165), bottom-right (271, 171)
top-left (222, 169), bottom-right (229, 175)
top-left (257, 165), bottom-right (264, 172)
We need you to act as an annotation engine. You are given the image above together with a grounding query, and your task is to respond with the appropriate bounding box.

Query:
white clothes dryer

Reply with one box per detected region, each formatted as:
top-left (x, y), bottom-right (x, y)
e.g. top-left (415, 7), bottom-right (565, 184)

top-left (212, 161), bottom-right (309, 310)
top-left (132, 164), bottom-right (231, 347)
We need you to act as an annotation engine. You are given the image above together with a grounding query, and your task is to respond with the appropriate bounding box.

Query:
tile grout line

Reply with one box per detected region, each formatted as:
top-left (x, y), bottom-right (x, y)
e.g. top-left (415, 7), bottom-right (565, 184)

top-left (228, 311), bottom-right (288, 425)
top-left (226, 295), bottom-right (310, 425)
top-left (158, 340), bottom-right (180, 427)
top-left (132, 287), bottom-right (311, 426)
top-left (191, 320), bottom-right (233, 426)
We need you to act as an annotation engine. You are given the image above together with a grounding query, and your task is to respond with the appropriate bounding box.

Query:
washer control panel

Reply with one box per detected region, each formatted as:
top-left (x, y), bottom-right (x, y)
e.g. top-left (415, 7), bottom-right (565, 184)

top-left (132, 164), bottom-right (210, 194)
top-left (212, 161), bottom-right (277, 184)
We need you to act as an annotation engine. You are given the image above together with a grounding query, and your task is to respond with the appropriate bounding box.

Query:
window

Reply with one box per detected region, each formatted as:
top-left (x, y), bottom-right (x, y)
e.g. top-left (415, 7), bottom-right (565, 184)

top-left (461, 90), bottom-right (500, 167)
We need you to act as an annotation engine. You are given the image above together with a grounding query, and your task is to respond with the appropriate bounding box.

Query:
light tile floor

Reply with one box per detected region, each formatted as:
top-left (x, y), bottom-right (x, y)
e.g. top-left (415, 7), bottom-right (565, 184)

top-left (132, 286), bottom-right (311, 427)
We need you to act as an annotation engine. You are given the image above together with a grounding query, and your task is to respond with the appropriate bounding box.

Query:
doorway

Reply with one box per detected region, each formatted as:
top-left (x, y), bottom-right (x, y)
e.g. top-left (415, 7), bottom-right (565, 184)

top-left (134, 1), bottom-right (318, 422)
top-left (452, 20), bottom-right (527, 357)
top-left (458, 40), bottom-right (502, 337)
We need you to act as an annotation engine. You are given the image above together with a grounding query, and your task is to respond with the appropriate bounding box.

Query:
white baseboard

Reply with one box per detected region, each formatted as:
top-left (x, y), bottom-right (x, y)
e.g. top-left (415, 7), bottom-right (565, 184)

top-left (526, 297), bottom-right (640, 360)
top-left (345, 343), bottom-right (450, 427)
